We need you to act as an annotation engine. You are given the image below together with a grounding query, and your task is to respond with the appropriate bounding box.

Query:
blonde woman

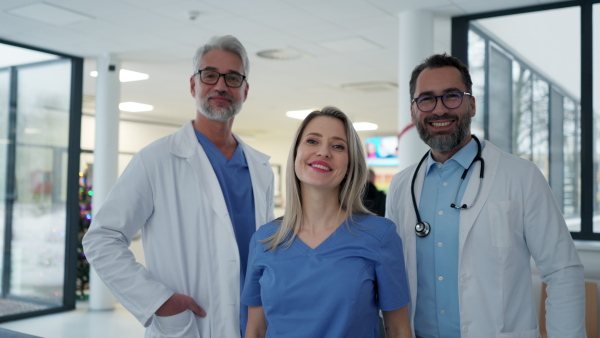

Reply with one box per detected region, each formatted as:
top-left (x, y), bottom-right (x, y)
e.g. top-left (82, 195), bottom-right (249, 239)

top-left (242, 107), bottom-right (410, 337)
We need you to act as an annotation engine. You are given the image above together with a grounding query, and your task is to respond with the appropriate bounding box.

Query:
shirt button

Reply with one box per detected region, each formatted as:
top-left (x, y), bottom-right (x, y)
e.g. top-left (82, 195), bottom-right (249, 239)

top-left (440, 310), bottom-right (446, 315)
top-left (443, 182), bottom-right (448, 186)
top-left (438, 210), bottom-right (443, 215)
top-left (438, 276), bottom-right (444, 281)
top-left (460, 277), bottom-right (465, 282)
top-left (438, 242), bottom-right (443, 247)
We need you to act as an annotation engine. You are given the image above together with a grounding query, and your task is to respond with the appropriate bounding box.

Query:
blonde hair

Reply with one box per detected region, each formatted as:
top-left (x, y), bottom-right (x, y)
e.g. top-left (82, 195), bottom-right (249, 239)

top-left (264, 107), bottom-right (371, 250)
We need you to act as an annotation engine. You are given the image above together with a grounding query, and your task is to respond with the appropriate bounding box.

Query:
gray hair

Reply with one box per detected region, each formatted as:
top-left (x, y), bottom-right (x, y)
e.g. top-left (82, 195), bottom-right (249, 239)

top-left (192, 35), bottom-right (250, 78)
top-left (263, 106), bottom-right (372, 250)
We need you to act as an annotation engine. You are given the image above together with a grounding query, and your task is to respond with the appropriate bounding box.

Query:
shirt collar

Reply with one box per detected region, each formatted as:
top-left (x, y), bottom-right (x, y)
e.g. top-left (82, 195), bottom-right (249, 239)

top-left (424, 137), bottom-right (480, 175)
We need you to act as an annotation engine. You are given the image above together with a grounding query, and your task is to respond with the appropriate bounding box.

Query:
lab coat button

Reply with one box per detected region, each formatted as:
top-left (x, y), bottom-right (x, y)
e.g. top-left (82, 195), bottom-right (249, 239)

top-left (460, 277), bottom-right (465, 282)
top-left (462, 326), bottom-right (468, 332)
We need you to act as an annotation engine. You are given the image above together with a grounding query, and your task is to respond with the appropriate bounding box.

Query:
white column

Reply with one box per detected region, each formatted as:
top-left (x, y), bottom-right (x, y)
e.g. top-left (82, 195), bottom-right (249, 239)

top-left (89, 53), bottom-right (120, 310)
top-left (397, 11), bottom-right (434, 170)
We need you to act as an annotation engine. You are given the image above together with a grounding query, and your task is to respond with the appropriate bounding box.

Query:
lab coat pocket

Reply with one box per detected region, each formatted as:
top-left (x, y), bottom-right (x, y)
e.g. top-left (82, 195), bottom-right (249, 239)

top-left (488, 201), bottom-right (516, 248)
top-left (150, 309), bottom-right (201, 338)
top-left (496, 327), bottom-right (539, 337)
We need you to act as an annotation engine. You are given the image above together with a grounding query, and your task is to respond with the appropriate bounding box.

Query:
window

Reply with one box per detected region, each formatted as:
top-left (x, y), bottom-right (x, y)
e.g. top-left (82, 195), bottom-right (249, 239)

top-left (0, 39), bottom-right (82, 321)
top-left (453, 2), bottom-right (598, 240)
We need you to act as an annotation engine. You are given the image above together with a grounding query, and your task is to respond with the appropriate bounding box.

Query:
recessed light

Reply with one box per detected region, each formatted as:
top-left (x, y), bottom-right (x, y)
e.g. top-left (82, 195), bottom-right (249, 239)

top-left (257, 47), bottom-right (309, 61)
top-left (119, 102), bottom-right (153, 112)
top-left (90, 69), bottom-right (149, 82)
top-left (286, 109), bottom-right (378, 131)
top-left (286, 109), bottom-right (313, 120)
top-left (353, 122), bottom-right (378, 131)
top-left (340, 81), bottom-right (398, 93)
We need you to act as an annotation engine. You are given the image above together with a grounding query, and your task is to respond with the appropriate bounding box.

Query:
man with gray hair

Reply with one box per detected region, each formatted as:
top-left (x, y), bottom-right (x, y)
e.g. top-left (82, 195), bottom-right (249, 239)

top-left (84, 35), bottom-right (274, 337)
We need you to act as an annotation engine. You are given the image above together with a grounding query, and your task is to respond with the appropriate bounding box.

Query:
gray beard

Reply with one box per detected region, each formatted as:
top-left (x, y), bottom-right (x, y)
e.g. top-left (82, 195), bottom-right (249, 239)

top-left (195, 94), bottom-right (241, 122)
top-left (415, 109), bottom-right (472, 152)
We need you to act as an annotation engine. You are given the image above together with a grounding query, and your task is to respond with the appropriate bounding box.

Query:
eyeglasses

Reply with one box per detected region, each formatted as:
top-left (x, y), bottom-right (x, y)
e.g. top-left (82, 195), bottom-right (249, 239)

top-left (412, 91), bottom-right (471, 112)
top-left (194, 69), bottom-right (246, 88)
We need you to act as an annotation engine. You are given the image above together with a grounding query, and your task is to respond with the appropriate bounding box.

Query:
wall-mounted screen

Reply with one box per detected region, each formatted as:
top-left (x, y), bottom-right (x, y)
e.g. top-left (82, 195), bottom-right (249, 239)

top-left (365, 136), bottom-right (398, 167)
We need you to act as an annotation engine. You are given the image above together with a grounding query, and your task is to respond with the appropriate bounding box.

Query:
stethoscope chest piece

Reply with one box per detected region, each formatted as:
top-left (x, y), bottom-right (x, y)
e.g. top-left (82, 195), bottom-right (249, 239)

top-left (415, 221), bottom-right (430, 237)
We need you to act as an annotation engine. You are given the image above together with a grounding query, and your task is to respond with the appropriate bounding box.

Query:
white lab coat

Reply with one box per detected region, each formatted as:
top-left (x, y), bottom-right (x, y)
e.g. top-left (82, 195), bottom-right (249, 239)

top-left (386, 141), bottom-right (585, 338)
top-left (83, 121), bottom-right (275, 338)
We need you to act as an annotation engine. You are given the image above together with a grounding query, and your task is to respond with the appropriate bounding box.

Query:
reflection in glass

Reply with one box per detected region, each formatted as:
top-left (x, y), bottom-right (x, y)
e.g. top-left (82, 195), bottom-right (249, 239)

top-left (468, 30), bottom-right (485, 137)
top-left (563, 98), bottom-right (580, 227)
top-left (11, 61), bottom-right (71, 304)
top-left (0, 70), bottom-right (8, 293)
top-left (513, 62), bottom-right (532, 160)
top-left (532, 75), bottom-right (549, 178)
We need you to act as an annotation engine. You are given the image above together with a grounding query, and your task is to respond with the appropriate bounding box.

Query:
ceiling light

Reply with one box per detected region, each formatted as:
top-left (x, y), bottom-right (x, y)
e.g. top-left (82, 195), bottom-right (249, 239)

top-left (286, 109), bottom-right (313, 120)
top-left (119, 102), bottom-right (153, 112)
top-left (286, 109), bottom-right (378, 131)
top-left (353, 122), bottom-right (378, 131)
top-left (340, 81), bottom-right (398, 93)
top-left (90, 69), bottom-right (149, 82)
top-left (257, 47), bottom-right (309, 61)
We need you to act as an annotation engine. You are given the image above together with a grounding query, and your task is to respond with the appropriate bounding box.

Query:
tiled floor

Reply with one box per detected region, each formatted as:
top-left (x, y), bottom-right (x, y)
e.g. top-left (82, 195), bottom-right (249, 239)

top-left (0, 301), bottom-right (145, 338)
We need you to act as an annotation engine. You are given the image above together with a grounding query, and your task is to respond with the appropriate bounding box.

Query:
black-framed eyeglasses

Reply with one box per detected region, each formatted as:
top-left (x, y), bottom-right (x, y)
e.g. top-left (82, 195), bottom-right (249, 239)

top-left (412, 91), bottom-right (471, 112)
top-left (194, 69), bottom-right (246, 88)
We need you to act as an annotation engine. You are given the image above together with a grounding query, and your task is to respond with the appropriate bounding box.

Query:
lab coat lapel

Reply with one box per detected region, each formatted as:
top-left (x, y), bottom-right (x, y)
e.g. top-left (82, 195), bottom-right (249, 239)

top-left (458, 141), bottom-right (500, 252)
top-left (171, 122), bottom-right (233, 232)
top-left (237, 135), bottom-right (271, 229)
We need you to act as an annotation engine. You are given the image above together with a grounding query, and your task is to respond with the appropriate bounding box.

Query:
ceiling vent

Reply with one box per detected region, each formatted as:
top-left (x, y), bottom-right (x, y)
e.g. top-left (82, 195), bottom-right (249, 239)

top-left (340, 81), bottom-right (398, 93)
top-left (256, 47), bottom-right (309, 61)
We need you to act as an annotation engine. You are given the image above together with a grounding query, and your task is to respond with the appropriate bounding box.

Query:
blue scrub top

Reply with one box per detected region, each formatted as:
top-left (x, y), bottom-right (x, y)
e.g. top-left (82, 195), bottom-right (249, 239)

top-left (194, 130), bottom-right (255, 334)
top-left (242, 214), bottom-right (410, 338)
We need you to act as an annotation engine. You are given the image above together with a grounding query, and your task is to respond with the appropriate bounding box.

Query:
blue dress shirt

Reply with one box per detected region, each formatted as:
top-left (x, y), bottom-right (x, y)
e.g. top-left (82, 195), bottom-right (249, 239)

top-left (414, 138), bottom-right (480, 338)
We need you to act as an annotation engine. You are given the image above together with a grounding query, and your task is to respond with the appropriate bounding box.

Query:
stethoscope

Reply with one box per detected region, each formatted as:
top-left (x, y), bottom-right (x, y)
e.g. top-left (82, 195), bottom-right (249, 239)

top-left (411, 135), bottom-right (485, 238)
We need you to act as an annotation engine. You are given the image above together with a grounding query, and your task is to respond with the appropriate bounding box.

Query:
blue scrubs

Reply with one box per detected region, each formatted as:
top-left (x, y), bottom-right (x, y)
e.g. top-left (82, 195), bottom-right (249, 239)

top-left (194, 130), bottom-right (255, 335)
top-left (242, 215), bottom-right (410, 338)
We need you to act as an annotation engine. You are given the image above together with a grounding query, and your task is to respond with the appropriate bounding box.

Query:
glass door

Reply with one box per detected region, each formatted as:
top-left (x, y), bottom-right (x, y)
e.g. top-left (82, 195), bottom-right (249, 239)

top-left (0, 41), bottom-right (82, 322)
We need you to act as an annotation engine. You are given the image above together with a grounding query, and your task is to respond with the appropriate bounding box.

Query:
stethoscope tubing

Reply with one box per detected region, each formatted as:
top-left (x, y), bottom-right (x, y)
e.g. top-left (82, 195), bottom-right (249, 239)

top-left (411, 135), bottom-right (484, 237)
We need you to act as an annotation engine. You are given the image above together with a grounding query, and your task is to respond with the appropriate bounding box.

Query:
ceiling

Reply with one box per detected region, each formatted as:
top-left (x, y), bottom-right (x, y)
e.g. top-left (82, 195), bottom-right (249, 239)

top-left (0, 0), bottom-right (561, 147)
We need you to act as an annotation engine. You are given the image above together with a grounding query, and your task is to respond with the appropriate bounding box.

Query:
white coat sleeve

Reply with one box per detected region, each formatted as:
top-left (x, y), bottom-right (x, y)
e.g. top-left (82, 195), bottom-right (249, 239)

top-left (522, 164), bottom-right (585, 337)
top-left (82, 153), bottom-right (174, 327)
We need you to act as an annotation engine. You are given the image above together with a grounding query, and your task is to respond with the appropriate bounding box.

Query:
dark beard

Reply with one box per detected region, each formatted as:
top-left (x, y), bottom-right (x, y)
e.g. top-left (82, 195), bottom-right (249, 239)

top-left (414, 109), bottom-right (472, 152)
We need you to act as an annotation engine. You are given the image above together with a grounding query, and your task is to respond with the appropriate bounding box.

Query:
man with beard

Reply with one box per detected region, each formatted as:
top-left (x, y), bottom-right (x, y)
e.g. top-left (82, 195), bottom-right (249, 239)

top-left (83, 35), bottom-right (274, 338)
top-left (385, 54), bottom-right (585, 337)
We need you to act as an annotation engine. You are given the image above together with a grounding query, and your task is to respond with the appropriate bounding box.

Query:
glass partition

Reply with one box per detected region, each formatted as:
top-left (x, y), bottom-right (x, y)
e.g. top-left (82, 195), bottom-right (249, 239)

top-left (0, 40), bottom-right (81, 322)
top-left (466, 6), bottom-right (582, 232)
